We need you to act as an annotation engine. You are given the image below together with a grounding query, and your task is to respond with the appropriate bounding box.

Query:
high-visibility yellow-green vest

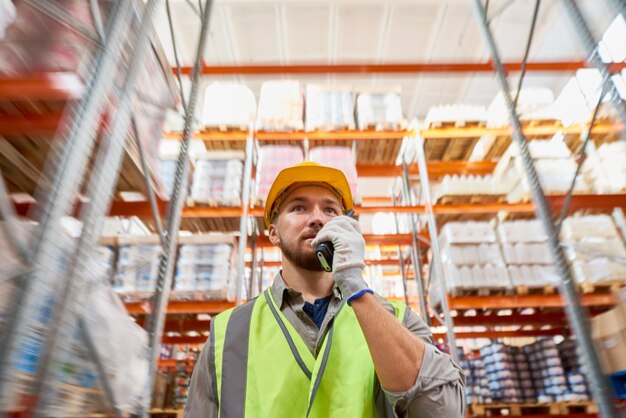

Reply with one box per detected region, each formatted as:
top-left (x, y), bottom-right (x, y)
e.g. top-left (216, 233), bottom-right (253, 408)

top-left (209, 289), bottom-right (406, 418)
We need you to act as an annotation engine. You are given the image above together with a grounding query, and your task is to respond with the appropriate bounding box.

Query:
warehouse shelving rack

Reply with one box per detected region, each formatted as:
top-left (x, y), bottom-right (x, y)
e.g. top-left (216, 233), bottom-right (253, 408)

top-left (2, 1), bottom-right (626, 417)
top-left (0, 0), bottom-right (211, 417)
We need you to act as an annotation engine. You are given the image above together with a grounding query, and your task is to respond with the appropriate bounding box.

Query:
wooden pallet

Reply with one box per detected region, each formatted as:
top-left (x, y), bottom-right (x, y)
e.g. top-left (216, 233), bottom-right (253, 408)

top-left (437, 194), bottom-right (507, 205)
top-left (356, 138), bottom-right (403, 164)
top-left (425, 136), bottom-right (480, 161)
top-left (178, 217), bottom-right (241, 233)
top-left (449, 287), bottom-right (512, 297)
top-left (558, 401), bottom-right (598, 415)
top-left (516, 285), bottom-right (557, 295)
top-left (579, 280), bottom-right (625, 294)
top-left (425, 120), bottom-right (486, 129)
top-left (201, 124), bottom-right (249, 133)
top-left (470, 402), bottom-right (562, 416)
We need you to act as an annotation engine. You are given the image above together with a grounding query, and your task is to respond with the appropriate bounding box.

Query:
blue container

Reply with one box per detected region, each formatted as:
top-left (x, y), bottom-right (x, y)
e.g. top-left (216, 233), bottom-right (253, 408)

top-left (610, 370), bottom-right (626, 399)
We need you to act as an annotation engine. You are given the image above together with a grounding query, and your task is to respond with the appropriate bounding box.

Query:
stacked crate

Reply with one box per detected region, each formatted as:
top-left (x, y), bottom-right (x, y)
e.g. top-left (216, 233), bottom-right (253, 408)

top-left (435, 221), bottom-right (511, 295)
top-left (524, 339), bottom-right (569, 402)
top-left (305, 85), bottom-right (355, 131)
top-left (497, 220), bottom-right (559, 290)
top-left (256, 81), bottom-right (304, 131)
top-left (558, 338), bottom-right (591, 402)
top-left (481, 342), bottom-right (528, 403)
top-left (255, 145), bottom-right (304, 204)
top-left (190, 158), bottom-right (243, 206)
top-left (561, 215), bottom-right (626, 287)
top-left (174, 242), bottom-right (234, 299)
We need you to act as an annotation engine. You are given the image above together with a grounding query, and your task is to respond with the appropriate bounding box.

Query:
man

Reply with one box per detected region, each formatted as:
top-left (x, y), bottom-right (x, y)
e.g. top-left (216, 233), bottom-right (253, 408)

top-left (185, 162), bottom-right (465, 418)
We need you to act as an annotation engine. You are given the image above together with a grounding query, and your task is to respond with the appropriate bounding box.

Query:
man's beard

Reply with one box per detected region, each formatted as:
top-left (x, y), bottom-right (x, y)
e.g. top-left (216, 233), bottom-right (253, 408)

top-left (278, 237), bottom-right (325, 272)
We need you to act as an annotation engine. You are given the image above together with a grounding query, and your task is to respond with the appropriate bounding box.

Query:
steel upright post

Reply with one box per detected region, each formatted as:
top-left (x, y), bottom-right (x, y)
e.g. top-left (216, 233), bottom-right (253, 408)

top-left (142, 1), bottom-right (214, 415)
top-left (471, 1), bottom-right (619, 416)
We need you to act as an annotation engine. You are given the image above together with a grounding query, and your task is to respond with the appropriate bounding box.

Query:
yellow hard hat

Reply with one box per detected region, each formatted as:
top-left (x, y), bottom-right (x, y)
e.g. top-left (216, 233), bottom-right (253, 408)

top-left (264, 161), bottom-right (354, 228)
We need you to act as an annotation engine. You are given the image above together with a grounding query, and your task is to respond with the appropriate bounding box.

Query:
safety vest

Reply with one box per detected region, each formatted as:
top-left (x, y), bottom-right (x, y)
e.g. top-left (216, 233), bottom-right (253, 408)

top-left (210, 289), bottom-right (407, 418)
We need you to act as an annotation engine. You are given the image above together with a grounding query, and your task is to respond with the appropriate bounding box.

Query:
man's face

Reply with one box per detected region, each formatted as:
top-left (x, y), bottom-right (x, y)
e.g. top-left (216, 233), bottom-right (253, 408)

top-left (269, 185), bottom-right (343, 271)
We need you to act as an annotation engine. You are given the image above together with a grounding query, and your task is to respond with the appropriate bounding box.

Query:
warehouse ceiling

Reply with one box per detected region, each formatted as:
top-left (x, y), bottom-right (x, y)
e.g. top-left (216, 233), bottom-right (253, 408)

top-left (154, 0), bottom-right (616, 122)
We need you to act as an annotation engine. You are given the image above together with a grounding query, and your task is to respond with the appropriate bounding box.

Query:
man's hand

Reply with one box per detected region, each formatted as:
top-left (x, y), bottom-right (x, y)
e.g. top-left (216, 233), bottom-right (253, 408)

top-left (311, 216), bottom-right (371, 302)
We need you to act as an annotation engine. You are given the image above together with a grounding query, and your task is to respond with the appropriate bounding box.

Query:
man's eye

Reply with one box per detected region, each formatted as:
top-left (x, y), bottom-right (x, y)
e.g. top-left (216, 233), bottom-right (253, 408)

top-left (325, 208), bottom-right (338, 214)
top-left (292, 205), bottom-right (305, 212)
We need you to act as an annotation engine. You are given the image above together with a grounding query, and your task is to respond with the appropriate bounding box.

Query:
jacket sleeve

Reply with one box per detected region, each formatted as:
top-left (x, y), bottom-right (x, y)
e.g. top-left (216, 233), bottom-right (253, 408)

top-left (184, 337), bottom-right (218, 418)
top-left (380, 304), bottom-right (466, 418)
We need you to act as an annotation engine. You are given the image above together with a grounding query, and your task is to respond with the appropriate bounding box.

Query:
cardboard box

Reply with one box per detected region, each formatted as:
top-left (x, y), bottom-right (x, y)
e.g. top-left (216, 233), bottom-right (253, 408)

top-left (591, 300), bottom-right (626, 374)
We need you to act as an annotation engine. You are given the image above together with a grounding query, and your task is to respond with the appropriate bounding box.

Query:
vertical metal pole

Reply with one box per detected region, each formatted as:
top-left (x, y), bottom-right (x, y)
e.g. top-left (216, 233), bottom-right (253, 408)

top-left (412, 125), bottom-right (459, 363)
top-left (142, 1), bottom-right (214, 415)
top-left (392, 192), bottom-right (410, 306)
top-left (400, 160), bottom-right (430, 324)
top-left (0, 169), bottom-right (29, 261)
top-left (0, 0), bottom-right (134, 403)
top-left (561, 0), bottom-right (626, 140)
top-left (33, 1), bottom-right (161, 414)
top-left (248, 228), bottom-right (258, 299)
top-left (235, 127), bottom-right (255, 306)
top-left (471, 2), bottom-right (619, 416)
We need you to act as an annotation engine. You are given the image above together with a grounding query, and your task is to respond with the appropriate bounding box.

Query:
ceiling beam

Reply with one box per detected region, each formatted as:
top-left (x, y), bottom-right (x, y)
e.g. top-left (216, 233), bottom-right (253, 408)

top-left (173, 61), bottom-right (626, 75)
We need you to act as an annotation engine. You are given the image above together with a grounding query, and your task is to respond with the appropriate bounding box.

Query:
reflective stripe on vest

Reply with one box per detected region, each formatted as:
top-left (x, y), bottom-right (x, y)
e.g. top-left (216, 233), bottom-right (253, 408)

top-left (212, 291), bottom-right (407, 418)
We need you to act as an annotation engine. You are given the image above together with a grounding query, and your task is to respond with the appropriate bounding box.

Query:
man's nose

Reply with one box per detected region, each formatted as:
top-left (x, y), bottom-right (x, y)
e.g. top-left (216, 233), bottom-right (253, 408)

top-left (307, 206), bottom-right (325, 228)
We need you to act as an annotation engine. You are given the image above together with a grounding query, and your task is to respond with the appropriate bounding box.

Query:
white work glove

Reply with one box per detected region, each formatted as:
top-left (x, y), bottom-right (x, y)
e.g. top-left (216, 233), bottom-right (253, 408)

top-left (311, 216), bottom-right (373, 303)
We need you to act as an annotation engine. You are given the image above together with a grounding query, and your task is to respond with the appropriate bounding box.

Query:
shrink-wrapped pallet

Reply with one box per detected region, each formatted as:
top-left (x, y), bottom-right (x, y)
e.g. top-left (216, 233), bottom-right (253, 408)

top-left (309, 146), bottom-right (359, 201)
top-left (256, 81), bottom-right (304, 131)
top-left (305, 85), bottom-right (355, 131)
top-left (255, 145), bottom-right (304, 203)
top-left (190, 158), bottom-right (243, 206)
top-left (355, 91), bottom-right (404, 130)
top-left (201, 82), bottom-right (256, 129)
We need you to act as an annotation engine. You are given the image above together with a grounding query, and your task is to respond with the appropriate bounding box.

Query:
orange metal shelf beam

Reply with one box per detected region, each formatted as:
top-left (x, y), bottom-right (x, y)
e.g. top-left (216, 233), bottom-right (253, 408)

top-left (0, 74), bottom-right (84, 101)
top-left (0, 112), bottom-right (63, 135)
top-left (173, 60), bottom-right (626, 75)
top-left (420, 121), bottom-right (622, 139)
top-left (356, 161), bottom-right (497, 178)
top-left (125, 300), bottom-right (235, 315)
top-left (448, 293), bottom-right (617, 310)
top-left (16, 193), bottom-right (626, 219)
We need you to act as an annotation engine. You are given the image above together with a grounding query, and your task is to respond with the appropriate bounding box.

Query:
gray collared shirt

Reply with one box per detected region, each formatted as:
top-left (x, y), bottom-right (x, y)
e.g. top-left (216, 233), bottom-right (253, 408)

top-left (185, 273), bottom-right (466, 418)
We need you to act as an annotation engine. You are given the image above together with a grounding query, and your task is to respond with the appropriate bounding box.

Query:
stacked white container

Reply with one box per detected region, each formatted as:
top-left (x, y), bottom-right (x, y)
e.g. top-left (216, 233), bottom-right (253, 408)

top-left (355, 91), bottom-right (404, 130)
top-left (560, 215), bottom-right (626, 284)
top-left (256, 81), bottom-right (304, 131)
top-left (201, 82), bottom-right (256, 129)
top-left (255, 145), bottom-right (304, 204)
top-left (190, 158), bottom-right (243, 206)
top-left (114, 244), bottom-right (162, 294)
top-left (174, 243), bottom-right (234, 299)
top-left (435, 221), bottom-right (511, 294)
top-left (497, 220), bottom-right (559, 288)
top-left (305, 85), bottom-right (355, 131)
top-left (309, 146), bottom-right (359, 202)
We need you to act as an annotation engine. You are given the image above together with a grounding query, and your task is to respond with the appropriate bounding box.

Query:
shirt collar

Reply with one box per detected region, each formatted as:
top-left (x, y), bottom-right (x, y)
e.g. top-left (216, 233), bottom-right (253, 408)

top-left (270, 271), bottom-right (342, 308)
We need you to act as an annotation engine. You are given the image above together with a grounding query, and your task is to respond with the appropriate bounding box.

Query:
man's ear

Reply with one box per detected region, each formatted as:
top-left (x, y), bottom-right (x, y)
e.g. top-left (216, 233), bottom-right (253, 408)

top-left (268, 224), bottom-right (280, 246)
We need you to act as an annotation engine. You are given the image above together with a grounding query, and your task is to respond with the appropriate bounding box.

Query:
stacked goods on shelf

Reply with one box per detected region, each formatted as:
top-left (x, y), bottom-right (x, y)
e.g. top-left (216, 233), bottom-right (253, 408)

top-left (95, 245), bottom-right (116, 283)
top-left (201, 82), bottom-right (256, 130)
top-left (433, 174), bottom-right (511, 203)
top-left (113, 241), bottom-right (162, 295)
top-left (0, 0), bottom-right (99, 75)
top-left (431, 221), bottom-right (511, 299)
top-left (481, 342), bottom-right (531, 403)
top-left (172, 362), bottom-right (193, 408)
top-left (558, 338), bottom-right (591, 401)
top-left (586, 141), bottom-right (626, 194)
top-left (255, 145), bottom-right (304, 203)
top-left (524, 339), bottom-right (569, 402)
top-left (173, 241), bottom-right (235, 300)
top-left (80, 282), bottom-right (150, 414)
top-left (423, 105), bottom-right (487, 128)
top-left (497, 220), bottom-right (559, 290)
top-left (256, 81), bottom-right (304, 131)
top-left (459, 351), bottom-right (491, 404)
top-left (190, 157), bottom-right (243, 206)
top-left (487, 88), bottom-right (557, 128)
top-left (305, 85), bottom-right (355, 131)
top-left (493, 133), bottom-right (593, 203)
top-left (560, 215), bottom-right (626, 287)
top-left (309, 146), bottom-right (359, 201)
top-left (158, 158), bottom-right (179, 198)
top-left (355, 90), bottom-right (404, 130)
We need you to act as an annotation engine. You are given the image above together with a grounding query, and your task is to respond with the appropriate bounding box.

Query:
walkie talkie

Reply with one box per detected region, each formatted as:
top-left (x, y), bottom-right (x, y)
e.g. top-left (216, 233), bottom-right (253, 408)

top-left (316, 209), bottom-right (354, 272)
